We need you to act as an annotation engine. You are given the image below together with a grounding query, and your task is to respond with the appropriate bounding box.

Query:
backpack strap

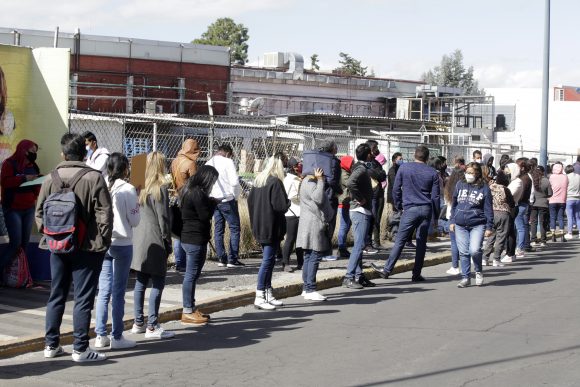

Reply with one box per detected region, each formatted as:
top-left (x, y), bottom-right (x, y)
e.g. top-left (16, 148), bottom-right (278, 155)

top-left (51, 170), bottom-right (65, 190)
top-left (51, 168), bottom-right (94, 191)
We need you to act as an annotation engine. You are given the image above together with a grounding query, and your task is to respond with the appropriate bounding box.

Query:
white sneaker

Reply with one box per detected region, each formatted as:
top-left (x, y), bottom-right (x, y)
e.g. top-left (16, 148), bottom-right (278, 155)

top-left (540, 242), bottom-right (547, 247)
top-left (475, 272), bottom-right (484, 286)
top-left (446, 267), bottom-right (460, 275)
top-left (530, 241), bottom-right (538, 247)
top-left (44, 345), bottom-right (65, 358)
top-left (110, 335), bottom-right (137, 350)
top-left (265, 288), bottom-right (284, 307)
top-left (145, 326), bottom-right (175, 339)
top-left (321, 255), bottom-right (338, 261)
top-left (515, 249), bottom-right (525, 258)
top-left (501, 255), bottom-right (515, 263)
top-left (254, 291), bottom-right (277, 310)
top-left (304, 291), bottom-right (327, 301)
top-left (131, 324), bottom-right (146, 334)
top-left (94, 335), bottom-right (110, 349)
top-left (72, 349), bottom-right (107, 362)
top-left (492, 259), bottom-right (505, 267)
top-left (564, 233), bottom-right (574, 240)
top-left (300, 290), bottom-right (306, 296)
top-left (481, 259), bottom-right (489, 266)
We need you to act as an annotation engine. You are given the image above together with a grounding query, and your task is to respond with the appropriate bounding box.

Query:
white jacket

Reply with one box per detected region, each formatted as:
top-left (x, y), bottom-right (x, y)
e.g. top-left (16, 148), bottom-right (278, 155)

top-left (284, 173), bottom-right (301, 217)
top-left (86, 147), bottom-right (110, 178)
top-left (109, 179), bottom-right (141, 246)
top-left (206, 155), bottom-right (240, 202)
top-left (506, 163), bottom-right (523, 205)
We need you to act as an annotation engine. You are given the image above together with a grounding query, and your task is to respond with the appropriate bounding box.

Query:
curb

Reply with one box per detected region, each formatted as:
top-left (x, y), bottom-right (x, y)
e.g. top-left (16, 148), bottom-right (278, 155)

top-left (0, 252), bottom-right (451, 359)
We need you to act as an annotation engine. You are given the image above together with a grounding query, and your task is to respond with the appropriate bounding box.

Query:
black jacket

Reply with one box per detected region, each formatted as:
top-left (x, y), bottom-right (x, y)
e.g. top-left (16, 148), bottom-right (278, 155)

top-left (386, 164), bottom-right (399, 204)
top-left (347, 162), bottom-right (373, 212)
top-left (248, 175), bottom-right (290, 244)
top-left (181, 187), bottom-right (218, 245)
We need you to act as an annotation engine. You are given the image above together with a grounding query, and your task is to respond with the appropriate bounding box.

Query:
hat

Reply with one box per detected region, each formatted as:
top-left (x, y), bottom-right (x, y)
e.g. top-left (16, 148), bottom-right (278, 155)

top-left (288, 157), bottom-right (300, 168)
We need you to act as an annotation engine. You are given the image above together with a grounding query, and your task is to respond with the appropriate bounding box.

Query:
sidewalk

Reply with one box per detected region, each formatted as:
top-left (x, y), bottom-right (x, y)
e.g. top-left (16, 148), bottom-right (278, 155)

top-left (0, 239), bottom-right (453, 358)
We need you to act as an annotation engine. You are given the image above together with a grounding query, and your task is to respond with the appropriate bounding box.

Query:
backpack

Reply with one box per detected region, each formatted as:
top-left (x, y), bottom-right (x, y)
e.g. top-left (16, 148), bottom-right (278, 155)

top-left (42, 168), bottom-right (93, 254)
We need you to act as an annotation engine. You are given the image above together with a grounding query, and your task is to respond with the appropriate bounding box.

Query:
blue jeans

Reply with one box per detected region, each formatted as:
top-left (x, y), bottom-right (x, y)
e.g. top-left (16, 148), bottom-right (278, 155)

top-left (181, 243), bottom-right (207, 312)
top-left (337, 207), bottom-right (351, 250)
top-left (213, 200), bottom-right (241, 264)
top-left (1, 207), bottom-right (35, 272)
top-left (514, 203), bottom-right (529, 250)
top-left (345, 211), bottom-right (370, 279)
top-left (455, 224), bottom-right (485, 279)
top-left (133, 271), bottom-right (166, 329)
top-left (566, 199), bottom-right (580, 234)
top-left (450, 230), bottom-right (459, 269)
top-left (95, 245), bottom-right (133, 339)
top-left (45, 250), bottom-right (105, 352)
top-left (257, 243), bottom-right (277, 290)
top-left (173, 239), bottom-right (186, 270)
top-left (302, 250), bottom-right (322, 292)
top-left (384, 205), bottom-right (432, 278)
top-left (549, 203), bottom-right (565, 231)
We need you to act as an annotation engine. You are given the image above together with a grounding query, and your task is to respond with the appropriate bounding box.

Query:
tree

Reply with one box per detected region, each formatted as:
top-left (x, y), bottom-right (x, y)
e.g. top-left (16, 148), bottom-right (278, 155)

top-left (421, 49), bottom-right (484, 95)
top-left (334, 52), bottom-right (368, 76)
top-left (193, 18), bottom-right (249, 65)
top-left (310, 54), bottom-right (320, 71)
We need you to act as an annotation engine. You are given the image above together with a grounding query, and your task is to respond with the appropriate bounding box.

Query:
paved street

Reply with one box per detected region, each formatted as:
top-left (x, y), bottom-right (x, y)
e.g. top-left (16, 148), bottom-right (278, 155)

top-left (0, 239), bottom-right (579, 386)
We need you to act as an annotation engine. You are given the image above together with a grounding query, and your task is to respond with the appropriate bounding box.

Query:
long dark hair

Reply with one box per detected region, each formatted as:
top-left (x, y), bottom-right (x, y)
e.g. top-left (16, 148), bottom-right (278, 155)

top-left (464, 162), bottom-right (484, 188)
top-left (444, 169), bottom-right (465, 203)
top-left (181, 165), bottom-right (219, 202)
top-left (106, 153), bottom-right (130, 190)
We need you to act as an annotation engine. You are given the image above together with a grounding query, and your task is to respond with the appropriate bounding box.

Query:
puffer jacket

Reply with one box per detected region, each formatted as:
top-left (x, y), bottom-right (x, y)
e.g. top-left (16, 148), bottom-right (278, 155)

top-left (171, 139), bottom-right (200, 192)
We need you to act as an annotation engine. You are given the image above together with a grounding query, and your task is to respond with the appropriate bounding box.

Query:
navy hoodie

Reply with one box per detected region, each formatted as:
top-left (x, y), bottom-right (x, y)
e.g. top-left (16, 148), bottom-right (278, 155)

top-left (450, 181), bottom-right (494, 230)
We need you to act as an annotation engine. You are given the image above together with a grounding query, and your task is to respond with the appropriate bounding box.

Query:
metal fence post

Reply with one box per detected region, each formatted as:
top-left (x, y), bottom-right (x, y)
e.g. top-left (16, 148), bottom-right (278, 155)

top-left (153, 122), bottom-right (157, 152)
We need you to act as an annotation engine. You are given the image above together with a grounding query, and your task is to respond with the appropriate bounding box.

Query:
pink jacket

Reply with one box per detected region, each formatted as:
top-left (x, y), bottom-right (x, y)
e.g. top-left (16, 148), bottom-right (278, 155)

top-left (549, 164), bottom-right (568, 204)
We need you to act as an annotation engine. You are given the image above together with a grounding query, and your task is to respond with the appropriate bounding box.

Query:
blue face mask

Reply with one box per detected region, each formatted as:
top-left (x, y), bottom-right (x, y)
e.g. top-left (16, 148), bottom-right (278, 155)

top-left (396, 159), bottom-right (403, 166)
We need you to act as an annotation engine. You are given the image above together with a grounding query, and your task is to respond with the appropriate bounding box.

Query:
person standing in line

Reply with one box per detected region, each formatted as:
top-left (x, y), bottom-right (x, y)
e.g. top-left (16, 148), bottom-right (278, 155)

top-left (371, 145), bottom-right (440, 282)
top-left (483, 154), bottom-right (497, 180)
top-left (131, 151), bottom-right (175, 339)
top-left (450, 162), bottom-right (493, 287)
top-left (83, 131), bottom-right (110, 178)
top-left (443, 168), bottom-right (465, 275)
top-left (37, 133), bottom-right (112, 362)
top-left (282, 157), bottom-right (303, 271)
top-left (337, 155), bottom-right (355, 259)
top-left (94, 153), bottom-right (140, 350)
top-left (0, 139), bottom-right (40, 273)
top-left (500, 160), bottom-right (522, 263)
top-left (180, 165), bottom-right (220, 325)
top-left (343, 143), bottom-right (378, 289)
top-left (317, 139), bottom-right (342, 262)
top-left (482, 170), bottom-right (515, 267)
top-left (513, 158), bottom-right (533, 258)
top-left (564, 164), bottom-right (580, 240)
top-left (297, 167), bottom-right (334, 300)
top-left (248, 157), bottom-right (290, 310)
top-left (499, 154), bottom-right (511, 172)
top-left (472, 150), bottom-right (483, 164)
top-left (205, 144), bottom-right (244, 268)
top-left (365, 140), bottom-right (387, 252)
top-left (529, 166), bottom-right (552, 247)
top-left (170, 138), bottom-right (201, 272)
top-left (573, 156), bottom-right (580, 175)
top-left (386, 152), bottom-right (402, 241)
top-left (548, 162), bottom-right (568, 243)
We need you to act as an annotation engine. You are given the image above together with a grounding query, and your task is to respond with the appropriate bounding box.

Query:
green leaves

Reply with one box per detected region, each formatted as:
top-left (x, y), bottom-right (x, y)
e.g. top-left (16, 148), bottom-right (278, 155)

top-left (421, 49), bottom-right (484, 95)
top-left (193, 18), bottom-right (249, 65)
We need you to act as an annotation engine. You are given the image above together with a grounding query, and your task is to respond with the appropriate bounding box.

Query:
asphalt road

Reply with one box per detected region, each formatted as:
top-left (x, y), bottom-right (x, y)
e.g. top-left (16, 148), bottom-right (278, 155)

top-left (1, 240), bottom-right (579, 387)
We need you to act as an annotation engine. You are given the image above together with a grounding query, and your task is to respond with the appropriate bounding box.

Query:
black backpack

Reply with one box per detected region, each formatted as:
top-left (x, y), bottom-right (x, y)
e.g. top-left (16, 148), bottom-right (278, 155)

top-left (42, 168), bottom-right (93, 254)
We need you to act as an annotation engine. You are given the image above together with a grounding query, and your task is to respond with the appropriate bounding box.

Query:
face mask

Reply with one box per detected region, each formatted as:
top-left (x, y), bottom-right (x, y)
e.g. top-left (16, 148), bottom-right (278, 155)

top-left (26, 152), bottom-right (37, 162)
top-left (396, 159), bottom-right (403, 166)
top-left (475, 159), bottom-right (482, 164)
top-left (465, 174), bottom-right (476, 183)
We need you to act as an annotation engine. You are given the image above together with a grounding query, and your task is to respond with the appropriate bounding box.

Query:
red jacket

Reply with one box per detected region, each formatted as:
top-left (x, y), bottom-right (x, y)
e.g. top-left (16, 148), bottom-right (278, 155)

top-left (1, 159), bottom-right (40, 210)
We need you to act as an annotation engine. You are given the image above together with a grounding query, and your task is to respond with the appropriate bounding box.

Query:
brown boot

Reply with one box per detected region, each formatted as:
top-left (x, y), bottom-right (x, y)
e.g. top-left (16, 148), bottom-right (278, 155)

top-left (181, 309), bottom-right (209, 325)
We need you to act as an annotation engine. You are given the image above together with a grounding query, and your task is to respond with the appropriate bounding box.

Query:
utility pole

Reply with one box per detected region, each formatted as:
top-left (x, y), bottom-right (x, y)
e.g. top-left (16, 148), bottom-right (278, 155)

top-left (539, 0), bottom-right (550, 167)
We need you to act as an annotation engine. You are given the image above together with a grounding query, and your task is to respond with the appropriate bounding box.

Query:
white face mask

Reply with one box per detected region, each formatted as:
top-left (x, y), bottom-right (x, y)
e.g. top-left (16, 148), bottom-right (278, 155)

top-left (465, 174), bottom-right (476, 183)
top-left (85, 145), bottom-right (91, 152)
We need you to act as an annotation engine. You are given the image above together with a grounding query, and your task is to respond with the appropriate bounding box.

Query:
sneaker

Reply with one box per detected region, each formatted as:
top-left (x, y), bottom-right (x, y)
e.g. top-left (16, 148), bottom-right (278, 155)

top-left (475, 272), bottom-right (484, 286)
top-left (181, 309), bottom-right (210, 325)
top-left (358, 275), bottom-right (376, 287)
top-left (564, 233), bottom-right (574, 240)
top-left (492, 259), bottom-right (505, 267)
top-left (110, 335), bottom-right (137, 350)
top-left (530, 241), bottom-right (538, 247)
top-left (338, 249), bottom-right (351, 259)
top-left (131, 323), bottom-right (146, 334)
top-left (515, 249), bottom-right (525, 258)
top-left (363, 246), bottom-right (379, 255)
top-left (501, 255), bottom-right (515, 263)
top-left (44, 345), bottom-right (65, 358)
top-left (301, 290), bottom-right (306, 296)
top-left (94, 335), bottom-right (110, 349)
top-left (321, 255), bottom-right (338, 261)
top-left (446, 267), bottom-right (460, 275)
top-left (72, 349), bottom-right (107, 362)
top-left (342, 278), bottom-right (364, 289)
top-left (405, 241), bottom-right (416, 249)
top-left (282, 265), bottom-right (294, 273)
top-left (217, 262), bottom-right (227, 267)
top-left (227, 260), bottom-right (245, 268)
top-left (370, 262), bottom-right (390, 279)
top-left (457, 278), bottom-right (471, 288)
top-left (145, 325), bottom-right (175, 339)
top-left (482, 259), bottom-right (489, 266)
top-left (539, 242), bottom-right (547, 247)
top-left (304, 291), bottom-right (327, 301)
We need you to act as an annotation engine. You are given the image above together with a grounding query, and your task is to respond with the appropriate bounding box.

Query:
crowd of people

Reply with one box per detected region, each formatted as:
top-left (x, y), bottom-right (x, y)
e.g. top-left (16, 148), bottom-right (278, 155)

top-left (1, 133), bottom-right (580, 363)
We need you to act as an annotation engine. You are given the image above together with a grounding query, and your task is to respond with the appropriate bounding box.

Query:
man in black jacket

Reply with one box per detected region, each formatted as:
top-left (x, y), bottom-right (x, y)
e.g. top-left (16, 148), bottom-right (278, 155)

top-left (318, 139), bottom-right (342, 261)
top-left (365, 140), bottom-right (387, 252)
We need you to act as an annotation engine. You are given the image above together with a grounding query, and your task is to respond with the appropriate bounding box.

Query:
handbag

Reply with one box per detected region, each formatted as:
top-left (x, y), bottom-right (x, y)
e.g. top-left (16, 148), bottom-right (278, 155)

top-left (169, 195), bottom-right (183, 238)
top-left (2, 247), bottom-right (33, 288)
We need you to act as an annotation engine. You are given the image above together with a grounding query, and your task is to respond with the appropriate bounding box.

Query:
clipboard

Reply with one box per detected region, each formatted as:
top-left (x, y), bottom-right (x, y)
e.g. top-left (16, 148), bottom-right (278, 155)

top-left (19, 175), bottom-right (47, 187)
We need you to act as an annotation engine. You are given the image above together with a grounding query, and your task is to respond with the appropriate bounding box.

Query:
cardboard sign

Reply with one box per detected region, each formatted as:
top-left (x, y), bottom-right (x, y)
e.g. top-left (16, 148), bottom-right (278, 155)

top-left (130, 153), bottom-right (147, 191)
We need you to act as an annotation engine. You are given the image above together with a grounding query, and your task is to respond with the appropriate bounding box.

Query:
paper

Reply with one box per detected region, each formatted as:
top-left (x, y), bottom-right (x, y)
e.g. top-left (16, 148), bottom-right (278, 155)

top-left (19, 175), bottom-right (47, 187)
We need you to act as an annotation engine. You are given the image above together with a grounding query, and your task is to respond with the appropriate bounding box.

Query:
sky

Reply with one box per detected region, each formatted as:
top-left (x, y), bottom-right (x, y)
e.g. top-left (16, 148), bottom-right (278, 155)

top-left (2, 0), bottom-right (579, 88)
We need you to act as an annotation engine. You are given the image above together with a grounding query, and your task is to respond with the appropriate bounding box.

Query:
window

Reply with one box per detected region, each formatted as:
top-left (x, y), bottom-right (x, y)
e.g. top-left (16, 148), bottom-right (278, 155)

top-left (555, 88), bottom-right (565, 101)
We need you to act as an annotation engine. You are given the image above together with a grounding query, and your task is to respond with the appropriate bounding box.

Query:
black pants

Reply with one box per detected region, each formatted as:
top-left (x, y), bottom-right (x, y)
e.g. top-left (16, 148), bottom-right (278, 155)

top-left (484, 211), bottom-right (511, 261)
top-left (506, 207), bottom-right (518, 256)
top-left (283, 216), bottom-right (303, 267)
top-left (530, 206), bottom-right (548, 243)
top-left (372, 192), bottom-right (385, 244)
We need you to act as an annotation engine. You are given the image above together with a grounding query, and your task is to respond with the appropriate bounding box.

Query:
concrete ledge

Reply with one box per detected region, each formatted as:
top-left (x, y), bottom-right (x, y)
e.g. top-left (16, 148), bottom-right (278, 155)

top-left (0, 253), bottom-right (451, 359)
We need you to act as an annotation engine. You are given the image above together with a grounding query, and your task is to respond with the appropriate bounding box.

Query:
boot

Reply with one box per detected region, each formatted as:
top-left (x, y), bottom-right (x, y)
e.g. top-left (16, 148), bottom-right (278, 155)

top-left (254, 290), bottom-right (276, 310)
top-left (265, 288), bottom-right (284, 307)
top-left (552, 233), bottom-right (556, 242)
top-left (561, 233), bottom-right (566, 242)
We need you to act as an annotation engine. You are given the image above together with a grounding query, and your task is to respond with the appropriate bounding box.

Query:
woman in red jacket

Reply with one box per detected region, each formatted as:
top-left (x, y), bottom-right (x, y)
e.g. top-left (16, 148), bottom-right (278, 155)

top-left (0, 139), bottom-right (40, 272)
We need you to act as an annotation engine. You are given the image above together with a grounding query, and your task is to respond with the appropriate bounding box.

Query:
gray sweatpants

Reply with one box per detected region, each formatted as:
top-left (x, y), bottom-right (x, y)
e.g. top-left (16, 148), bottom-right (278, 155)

top-left (483, 211), bottom-right (511, 261)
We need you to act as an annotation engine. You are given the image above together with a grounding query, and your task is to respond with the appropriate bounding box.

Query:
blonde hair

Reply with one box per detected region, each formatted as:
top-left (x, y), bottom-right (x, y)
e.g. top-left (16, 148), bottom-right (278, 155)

top-left (254, 156), bottom-right (285, 188)
top-left (139, 151), bottom-right (167, 205)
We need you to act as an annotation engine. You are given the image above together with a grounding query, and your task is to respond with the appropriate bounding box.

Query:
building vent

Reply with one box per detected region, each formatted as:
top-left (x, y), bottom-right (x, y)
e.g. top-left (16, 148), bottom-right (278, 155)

top-left (263, 52), bottom-right (285, 68)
